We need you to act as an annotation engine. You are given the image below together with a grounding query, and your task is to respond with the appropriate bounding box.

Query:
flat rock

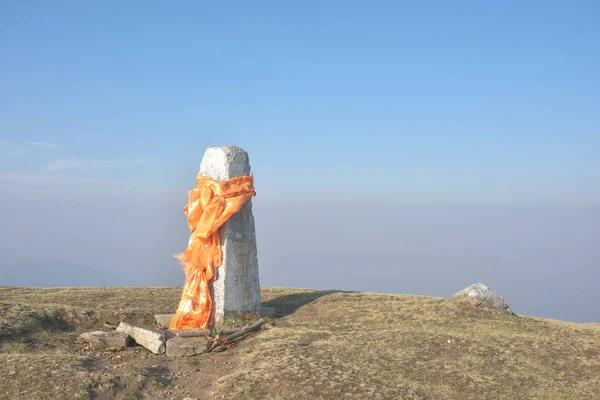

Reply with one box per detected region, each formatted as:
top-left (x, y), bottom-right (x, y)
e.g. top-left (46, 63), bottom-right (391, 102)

top-left (260, 306), bottom-right (277, 318)
top-left (166, 337), bottom-right (208, 357)
top-left (115, 322), bottom-right (166, 354)
top-left (155, 313), bottom-right (175, 329)
top-left (79, 331), bottom-right (130, 351)
top-left (446, 283), bottom-right (514, 314)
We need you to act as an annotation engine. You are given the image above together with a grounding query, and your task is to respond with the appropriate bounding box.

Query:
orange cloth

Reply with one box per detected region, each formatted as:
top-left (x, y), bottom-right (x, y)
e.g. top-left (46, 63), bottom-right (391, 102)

top-left (169, 173), bottom-right (255, 329)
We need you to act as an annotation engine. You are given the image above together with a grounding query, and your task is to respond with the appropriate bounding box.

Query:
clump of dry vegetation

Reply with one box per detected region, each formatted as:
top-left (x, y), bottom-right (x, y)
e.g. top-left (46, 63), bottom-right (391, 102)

top-left (1, 286), bottom-right (599, 399)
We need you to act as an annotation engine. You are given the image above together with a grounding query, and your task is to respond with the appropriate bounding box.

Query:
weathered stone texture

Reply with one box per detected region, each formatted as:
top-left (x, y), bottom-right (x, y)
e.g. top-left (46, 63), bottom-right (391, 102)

top-left (166, 337), bottom-right (208, 357)
top-left (155, 314), bottom-right (175, 329)
top-left (199, 146), bottom-right (261, 328)
top-left (447, 283), bottom-right (514, 315)
top-left (115, 322), bottom-right (166, 354)
top-left (79, 331), bottom-right (129, 351)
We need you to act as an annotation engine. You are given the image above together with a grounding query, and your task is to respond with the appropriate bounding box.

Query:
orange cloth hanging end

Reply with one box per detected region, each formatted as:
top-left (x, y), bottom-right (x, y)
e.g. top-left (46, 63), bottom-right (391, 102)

top-left (169, 174), bottom-right (256, 330)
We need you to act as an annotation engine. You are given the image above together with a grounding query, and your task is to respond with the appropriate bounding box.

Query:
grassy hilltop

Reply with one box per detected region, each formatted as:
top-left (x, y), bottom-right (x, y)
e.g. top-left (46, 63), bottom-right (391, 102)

top-left (0, 286), bottom-right (599, 399)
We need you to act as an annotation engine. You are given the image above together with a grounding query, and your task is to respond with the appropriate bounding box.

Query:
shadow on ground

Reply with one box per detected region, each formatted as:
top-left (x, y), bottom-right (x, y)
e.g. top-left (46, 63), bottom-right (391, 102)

top-left (262, 290), bottom-right (354, 317)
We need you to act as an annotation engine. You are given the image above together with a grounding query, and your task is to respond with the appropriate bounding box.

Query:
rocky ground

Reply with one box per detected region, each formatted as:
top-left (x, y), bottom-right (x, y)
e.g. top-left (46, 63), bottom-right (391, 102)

top-left (1, 286), bottom-right (599, 399)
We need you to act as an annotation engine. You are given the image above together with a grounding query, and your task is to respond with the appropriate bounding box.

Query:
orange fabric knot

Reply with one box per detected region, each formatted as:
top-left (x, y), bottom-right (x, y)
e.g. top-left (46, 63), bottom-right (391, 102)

top-left (169, 174), bottom-right (256, 329)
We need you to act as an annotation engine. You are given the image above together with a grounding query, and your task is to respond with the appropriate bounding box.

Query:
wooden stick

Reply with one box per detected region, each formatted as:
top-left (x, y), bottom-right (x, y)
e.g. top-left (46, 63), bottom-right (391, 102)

top-left (208, 318), bottom-right (265, 352)
top-left (222, 319), bottom-right (264, 342)
top-left (103, 322), bottom-right (118, 330)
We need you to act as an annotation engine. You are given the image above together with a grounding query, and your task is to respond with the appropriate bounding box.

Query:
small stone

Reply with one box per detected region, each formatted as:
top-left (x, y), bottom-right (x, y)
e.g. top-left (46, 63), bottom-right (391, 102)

top-left (260, 306), bottom-right (277, 318)
top-left (155, 314), bottom-right (176, 329)
top-left (79, 331), bottom-right (130, 351)
top-left (166, 337), bottom-right (208, 357)
top-left (116, 322), bottom-right (166, 354)
top-left (446, 283), bottom-right (514, 315)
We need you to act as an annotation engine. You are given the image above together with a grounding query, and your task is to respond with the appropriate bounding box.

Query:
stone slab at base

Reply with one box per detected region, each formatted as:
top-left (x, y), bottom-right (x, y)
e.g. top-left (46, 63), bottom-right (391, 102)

top-left (116, 322), bottom-right (166, 354)
top-left (155, 314), bottom-right (175, 329)
top-left (166, 337), bottom-right (209, 357)
top-left (79, 331), bottom-right (130, 351)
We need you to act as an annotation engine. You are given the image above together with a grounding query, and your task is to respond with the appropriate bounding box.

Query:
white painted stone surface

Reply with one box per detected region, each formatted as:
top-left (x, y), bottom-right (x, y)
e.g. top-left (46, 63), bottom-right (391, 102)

top-left (199, 145), bottom-right (261, 327)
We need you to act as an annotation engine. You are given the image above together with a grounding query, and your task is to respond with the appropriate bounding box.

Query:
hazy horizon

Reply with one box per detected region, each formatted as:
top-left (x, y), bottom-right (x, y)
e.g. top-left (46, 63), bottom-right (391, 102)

top-left (1, 174), bottom-right (598, 323)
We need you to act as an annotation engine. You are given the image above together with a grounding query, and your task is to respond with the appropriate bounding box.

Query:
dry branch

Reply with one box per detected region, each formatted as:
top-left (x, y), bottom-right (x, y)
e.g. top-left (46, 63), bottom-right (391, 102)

top-left (207, 318), bottom-right (265, 353)
top-left (103, 322), bottom-right (118, 330)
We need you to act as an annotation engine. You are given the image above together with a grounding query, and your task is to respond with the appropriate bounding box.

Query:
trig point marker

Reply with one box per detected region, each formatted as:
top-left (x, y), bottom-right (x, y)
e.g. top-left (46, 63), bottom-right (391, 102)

top-left (200, 145), bottom-right (261, 327)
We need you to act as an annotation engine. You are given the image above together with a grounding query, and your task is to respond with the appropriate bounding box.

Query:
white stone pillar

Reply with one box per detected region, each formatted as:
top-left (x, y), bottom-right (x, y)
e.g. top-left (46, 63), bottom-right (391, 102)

top-left (199, 145), bottom-right (261, 327)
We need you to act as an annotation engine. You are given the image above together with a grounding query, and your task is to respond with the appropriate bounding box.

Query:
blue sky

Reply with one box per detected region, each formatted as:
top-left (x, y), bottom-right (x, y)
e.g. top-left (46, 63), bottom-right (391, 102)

top-left (1, 2), bottom-right (600, 322)
top-left (1, 1), bottom-right (599, 203)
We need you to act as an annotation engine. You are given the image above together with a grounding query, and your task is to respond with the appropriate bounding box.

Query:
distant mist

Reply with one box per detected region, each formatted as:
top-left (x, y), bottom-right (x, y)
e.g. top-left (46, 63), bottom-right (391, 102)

top-left (1, 178), bottom-right (599, 323)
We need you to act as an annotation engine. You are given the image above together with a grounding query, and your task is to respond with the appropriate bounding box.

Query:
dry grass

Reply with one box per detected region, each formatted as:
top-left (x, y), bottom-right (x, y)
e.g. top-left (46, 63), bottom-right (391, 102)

top-left (214, 288), bottom-right (600, 400)
top-left (1, 286), bottom-right (599, 399)
top-left (0, 286), bottom-right (180, 337)
top-left (0, 286), bottom-right (182, 399)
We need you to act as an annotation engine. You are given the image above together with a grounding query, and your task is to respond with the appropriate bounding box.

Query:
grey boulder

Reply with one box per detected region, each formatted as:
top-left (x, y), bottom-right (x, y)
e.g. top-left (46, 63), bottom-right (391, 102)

top-left (446, 283), bottom-right (514, 315)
